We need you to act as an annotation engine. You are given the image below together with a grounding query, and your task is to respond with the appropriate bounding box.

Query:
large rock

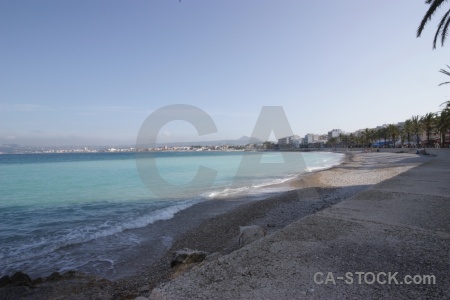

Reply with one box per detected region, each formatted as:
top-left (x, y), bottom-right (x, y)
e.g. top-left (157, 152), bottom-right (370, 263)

top-left (0, 275), bottom-right (10, 288)
top-left (171, 248), bottom-right (209, 268)
top-left (238, 225), bottom-right (267, 246)
top-left (10, 271), bottom-right (32, 287)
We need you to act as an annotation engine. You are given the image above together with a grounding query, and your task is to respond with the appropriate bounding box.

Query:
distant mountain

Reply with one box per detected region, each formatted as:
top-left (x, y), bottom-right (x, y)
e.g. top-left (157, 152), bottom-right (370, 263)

top-left (155, 136), bottom-right (263, 147)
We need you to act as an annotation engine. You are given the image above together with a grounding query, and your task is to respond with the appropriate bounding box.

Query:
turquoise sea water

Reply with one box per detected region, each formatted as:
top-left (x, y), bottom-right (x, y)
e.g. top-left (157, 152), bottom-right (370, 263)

top-left (0, 151), bottom-right (343, 278)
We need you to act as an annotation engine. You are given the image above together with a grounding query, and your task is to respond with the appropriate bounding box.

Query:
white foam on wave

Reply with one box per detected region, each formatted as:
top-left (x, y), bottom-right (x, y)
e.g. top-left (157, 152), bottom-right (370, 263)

top-left (251, 175), bottom-right (298, 188)
top-left (201, 174), bottom-right (298, 200)
top-left (203, 186), bottom-right (251, 199)
top-left (205, 153), bottom-right (346, 198)
top-left (0, 199), bottom-right (200, 267)
top-left (305, 154), bottom-right (344, 172)
top-left (305, 165), bottom-right (332, 172)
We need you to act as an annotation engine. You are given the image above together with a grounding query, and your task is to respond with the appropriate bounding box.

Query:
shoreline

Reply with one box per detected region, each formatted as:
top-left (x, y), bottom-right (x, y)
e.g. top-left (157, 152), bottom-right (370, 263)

top-left (150, 149), bottom-right (448, 300)
top-left (0, 151), bottom-right (431, 299)
top-left (114, 151), bottom-right (430, 297)
top-left (100, 151), bottom-right (349, 283)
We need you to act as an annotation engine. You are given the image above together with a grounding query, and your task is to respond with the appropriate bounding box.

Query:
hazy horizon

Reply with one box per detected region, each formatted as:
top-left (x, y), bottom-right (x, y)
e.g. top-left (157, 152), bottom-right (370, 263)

top-left (0, 135), bottom-right (260, 148)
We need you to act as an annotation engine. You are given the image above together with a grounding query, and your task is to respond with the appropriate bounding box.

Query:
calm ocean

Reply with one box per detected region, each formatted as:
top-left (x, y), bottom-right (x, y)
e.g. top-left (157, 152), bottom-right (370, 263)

top-left (0, 151), bottom-right (343, 278)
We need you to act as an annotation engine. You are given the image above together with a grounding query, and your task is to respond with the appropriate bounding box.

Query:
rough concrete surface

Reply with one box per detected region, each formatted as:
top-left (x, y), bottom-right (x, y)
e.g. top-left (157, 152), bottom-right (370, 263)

top-left (150, 150), bottom-right (450, 299)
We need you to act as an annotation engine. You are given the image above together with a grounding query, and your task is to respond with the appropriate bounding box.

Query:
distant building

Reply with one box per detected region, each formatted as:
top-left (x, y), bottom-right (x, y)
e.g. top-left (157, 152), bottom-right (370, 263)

top-left (328, 129), bottom-right (342, 140)
top-left (278, 135), bottom-right (301, 148)
top-left (305, 133), bottom-right (320, 144)
top-left (318, 134), bottom-right (328, 142)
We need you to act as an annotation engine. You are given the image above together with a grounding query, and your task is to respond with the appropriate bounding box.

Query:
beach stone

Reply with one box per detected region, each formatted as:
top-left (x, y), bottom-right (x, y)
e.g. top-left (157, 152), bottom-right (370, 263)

top-left (171, 248), bottom-right (209, 268)
top-left (47, 271), bottom-right (63, 281)
top-left (62, 270), bottom-right (78, 279)
top-left (32, 277), bottom-right (43, 285)
top-left (0, 275), bottom-right (10, 288)
top-left (138, 285), bottom-right (150, 292)
top-left (10, 271), bottom-right (32, 287)
top-left (204, 252), bottom-right (222, 263)
top-left (238, 225), bottom-right (267, 246)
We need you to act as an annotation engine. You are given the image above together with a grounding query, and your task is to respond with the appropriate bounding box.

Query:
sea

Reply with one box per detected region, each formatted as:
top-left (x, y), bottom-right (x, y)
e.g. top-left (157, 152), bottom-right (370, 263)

top-left (0, 151), bottom-right (344, 279)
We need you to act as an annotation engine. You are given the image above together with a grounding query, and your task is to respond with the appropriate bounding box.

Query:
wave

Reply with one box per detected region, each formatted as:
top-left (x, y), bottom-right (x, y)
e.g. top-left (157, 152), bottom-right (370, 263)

top-left (305, 154), bottom-right (344, 172)
top-left (0, 199), bottom-right (200, 267)
top-left (201, 154), bottom-right (345, 199)
top-left (305, 165), bottom-right (334, 172)
top-left (201, 174), bottom-right (299, 200)
top-left (0, 151), bottom-right (347, 276)
top-left (251, 175), bottom-right (298, 188)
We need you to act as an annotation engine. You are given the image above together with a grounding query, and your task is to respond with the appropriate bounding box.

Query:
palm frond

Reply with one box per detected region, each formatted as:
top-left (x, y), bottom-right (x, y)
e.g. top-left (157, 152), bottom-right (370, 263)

top-left (439, 65), bottom-right (450, 85)
top-left (440, 100), bottom-right (450, 108)
top-left (433, 8), bottom-right (450, 48)
top-left (439, 65), bottom-right (450, 76)
top-left (418, 0), bottom-right (446, 38)
top-left (441, 11), bottom-right (450, 46)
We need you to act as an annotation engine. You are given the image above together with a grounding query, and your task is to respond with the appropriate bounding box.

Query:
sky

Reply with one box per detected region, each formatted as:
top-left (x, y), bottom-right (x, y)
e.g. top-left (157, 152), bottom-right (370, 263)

top-left (0, 0), bottom-right (448, 146)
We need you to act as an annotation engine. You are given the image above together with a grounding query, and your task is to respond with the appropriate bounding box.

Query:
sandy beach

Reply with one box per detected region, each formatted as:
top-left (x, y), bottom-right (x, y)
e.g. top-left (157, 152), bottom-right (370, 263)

top-left (0, 150), bottom-right (437, 299)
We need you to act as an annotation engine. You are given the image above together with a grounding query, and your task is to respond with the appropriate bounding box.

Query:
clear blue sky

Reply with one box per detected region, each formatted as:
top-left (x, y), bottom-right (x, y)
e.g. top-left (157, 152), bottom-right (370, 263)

top-left (0, 0), bottom-right (448, 146)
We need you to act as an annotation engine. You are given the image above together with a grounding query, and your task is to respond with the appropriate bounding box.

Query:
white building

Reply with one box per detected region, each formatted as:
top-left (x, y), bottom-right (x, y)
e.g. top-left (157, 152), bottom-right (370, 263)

top-left (278, 135), bottom-right (301, 148)
top-left (328, 129), bottom-right (343, 140)
top-left (305, 133), bottom-right (320, 144)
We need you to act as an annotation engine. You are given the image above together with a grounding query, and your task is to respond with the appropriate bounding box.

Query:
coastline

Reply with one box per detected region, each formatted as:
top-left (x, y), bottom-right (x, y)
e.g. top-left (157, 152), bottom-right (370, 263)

top-left (0, 151), bottom-right (431, 299)
top-left (0, 151), bottom-right (343, 280)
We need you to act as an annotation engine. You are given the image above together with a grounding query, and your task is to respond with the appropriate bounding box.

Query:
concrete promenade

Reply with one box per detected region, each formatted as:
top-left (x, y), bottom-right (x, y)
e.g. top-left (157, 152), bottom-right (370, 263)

top-left (151, 150), bottom-right (450, 299)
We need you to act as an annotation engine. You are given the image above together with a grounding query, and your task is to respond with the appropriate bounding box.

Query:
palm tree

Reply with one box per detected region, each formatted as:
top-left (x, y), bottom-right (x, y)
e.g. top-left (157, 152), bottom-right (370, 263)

top-left (420, 112), bottom-right (436, 147)
top-left (386, 124), bottom-right (399, 147)
top-left (399, 126), bottom-right (407, 147)
top-left (362, 128), bottom-right (372, 146)
top-left (338, 133), bottom-right (345, 147)
top-left (348, 133), bottom-right (355, 147)
top-left (435, 104), bottom-right (450, 146)
top-left (377, 127), bottom-right (388, 147)
top-left (328, 137), bottom-right (338, 148)
top-left (356, 135), bottom-right (364, 148)
top-left (435, 111), bottom-right (448, 146)
top-left (403, 119), bottom-right (413, 146)
top-left (370, 128), bottom-right (376, 145)
top-left (411, 115), bottom-right (423, 146)
top-left (417, 0), bottom-right (450, 48)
